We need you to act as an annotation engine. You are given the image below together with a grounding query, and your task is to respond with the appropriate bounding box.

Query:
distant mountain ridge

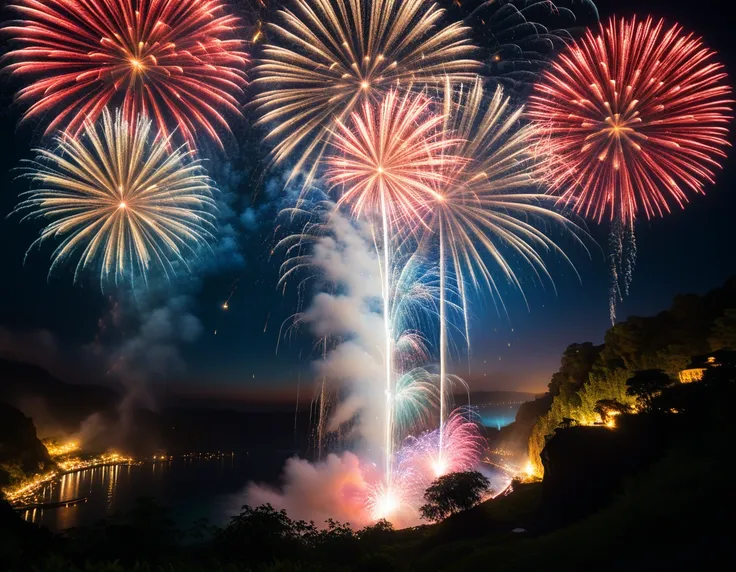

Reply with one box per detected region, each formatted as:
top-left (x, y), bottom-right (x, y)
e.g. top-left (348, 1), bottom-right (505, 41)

top-left (0, 358), bottom-right (311, 457)
top-left (0, 358), bottom-right (120, 434)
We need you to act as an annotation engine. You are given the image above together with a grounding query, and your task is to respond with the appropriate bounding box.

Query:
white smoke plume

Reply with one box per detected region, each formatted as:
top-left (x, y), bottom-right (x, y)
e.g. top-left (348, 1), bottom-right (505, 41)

top-left (245, 213), bottom-right (390, 527)
top-left (302, 214), bottom-right (385, 453)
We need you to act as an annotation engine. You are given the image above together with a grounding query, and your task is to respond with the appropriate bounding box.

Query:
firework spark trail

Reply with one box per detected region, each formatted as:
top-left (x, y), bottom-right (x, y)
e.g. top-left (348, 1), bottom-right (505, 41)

top-left (14, 108), bottom-right (218, 287)
top-left (406, 409), bottom-right (485, 482)
top-left (3, 0), bottom-right (248, 148)
top-left (276, 201), bottom-right (450, 475)
top-left (426, 77), bottom-right (585, 467)
top-left (528, 16), bottom-right (732, 321)
top-left (325, 89), bottom-right (462, 489)
top-left (254, 0), bottom-right (479, 188)
top-left (607, 219), bottom-right (623, 324)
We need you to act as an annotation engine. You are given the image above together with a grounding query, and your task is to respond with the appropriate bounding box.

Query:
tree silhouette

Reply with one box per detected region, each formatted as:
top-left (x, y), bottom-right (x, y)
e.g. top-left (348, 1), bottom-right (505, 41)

top-left (626, 369), bottom-right (672, 410)
top-left (594, 399), bottom-right (630, 423)
top-left (419, 471), bottom-right (491, 522)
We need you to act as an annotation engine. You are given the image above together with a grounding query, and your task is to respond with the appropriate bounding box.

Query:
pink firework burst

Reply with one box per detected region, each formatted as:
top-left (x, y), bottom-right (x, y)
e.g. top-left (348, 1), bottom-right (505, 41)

top-left (419, 410), bottom-right (485, 479)
top-left (3, 0), bottom-right (249, 148)
top-left (527, 16), bottom-right (732, 225)
top-left (325, 89), bottom-right (463, 229)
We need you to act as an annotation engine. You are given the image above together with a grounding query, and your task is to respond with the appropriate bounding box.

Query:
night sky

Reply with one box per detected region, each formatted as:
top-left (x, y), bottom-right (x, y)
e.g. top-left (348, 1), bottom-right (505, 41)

top-left (0, 0), bottom-right (733, 401)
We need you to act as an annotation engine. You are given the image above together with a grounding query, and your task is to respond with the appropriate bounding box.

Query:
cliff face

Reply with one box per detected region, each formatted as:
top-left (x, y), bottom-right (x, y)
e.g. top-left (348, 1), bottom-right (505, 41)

top-left (0, 402), bottom-right (54, 487)
top-left (493, 394), bottom-right (553, 462)
top-left (540, 417), bottom-right (667, 523)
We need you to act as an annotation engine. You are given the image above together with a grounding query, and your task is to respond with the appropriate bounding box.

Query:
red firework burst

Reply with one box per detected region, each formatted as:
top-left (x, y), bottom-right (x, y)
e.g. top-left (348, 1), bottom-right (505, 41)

top-left (325, 90), bottom-right (462, 228)
top-left (527, 16), bottom-right (732, 224)
top-left (3, 0), bottom-right (248, 148)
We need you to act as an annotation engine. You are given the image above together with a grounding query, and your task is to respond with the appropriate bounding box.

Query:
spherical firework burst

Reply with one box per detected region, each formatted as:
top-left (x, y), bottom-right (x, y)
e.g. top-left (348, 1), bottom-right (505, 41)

top-left (527, 16), bottom-right (732, 224)
top-left (15, 108), bottom-right (218, 286)
top-left (527, 16), bottom-right (732, 321)
top-left (3, 0), bottom-right (248, 148)
top-left (254, 0), bottom-right (479, 185)
top-left (326, 90), bottom-right (461, 227)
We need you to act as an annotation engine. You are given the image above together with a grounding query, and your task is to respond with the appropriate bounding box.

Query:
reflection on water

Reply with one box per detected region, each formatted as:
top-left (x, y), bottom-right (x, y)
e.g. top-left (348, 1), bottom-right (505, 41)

top-left (20, 452), bottom-right (287, 533)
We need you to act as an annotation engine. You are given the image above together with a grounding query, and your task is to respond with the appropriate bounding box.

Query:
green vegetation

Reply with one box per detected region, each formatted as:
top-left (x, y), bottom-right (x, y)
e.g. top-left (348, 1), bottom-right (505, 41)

top-left (528, 277), bottom-right (736, 474)
top-left (4, 360), bottom-right (733, 571)
top-left (419, 471), bottom-right (491, 522)
top-left (4, 281), bottom-right (735, 571)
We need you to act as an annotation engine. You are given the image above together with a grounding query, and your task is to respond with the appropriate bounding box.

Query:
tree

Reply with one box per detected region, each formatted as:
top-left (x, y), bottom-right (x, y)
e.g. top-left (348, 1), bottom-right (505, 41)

top-left (419, 471), bottom-right (491, 522)
top-left (548, 343), bottom-right (603, 397)
top-left (594, 399), bottom-right (630, 424)
top-left (626, 369), bottom-right (672, 410)
top-left (709, 309), bottom-right (736, 351)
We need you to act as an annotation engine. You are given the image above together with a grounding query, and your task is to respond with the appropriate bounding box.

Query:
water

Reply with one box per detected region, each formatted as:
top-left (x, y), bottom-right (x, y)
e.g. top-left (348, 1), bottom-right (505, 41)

top-left (20, 451), bottom-right (291, 533)
top-left (476, 402), bottom-right (523, 430)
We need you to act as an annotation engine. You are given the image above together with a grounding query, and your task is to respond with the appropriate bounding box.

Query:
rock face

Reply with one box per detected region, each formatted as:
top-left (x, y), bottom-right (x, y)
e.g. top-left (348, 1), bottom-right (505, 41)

top-left (494, 394), bottom-right (553, 462)
top-left (0, 402), bottom-right (54, 487)
top-left (540, 418), bottom-right (665, 523)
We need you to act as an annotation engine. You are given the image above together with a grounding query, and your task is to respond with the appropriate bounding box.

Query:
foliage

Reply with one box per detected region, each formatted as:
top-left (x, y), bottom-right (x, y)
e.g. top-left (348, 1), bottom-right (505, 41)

top-left (593, 400), bottom-right (630, 424)
top-left (709, 308), bottom-right (736, 350)
top-left (419, 471), bottom-right (492, 522)
top-left (527, 277), bottom-right (736, 475)
top-left (548, 343), bottom-right (603, 398)
top-left (626, 369), bottom-right (672, 410)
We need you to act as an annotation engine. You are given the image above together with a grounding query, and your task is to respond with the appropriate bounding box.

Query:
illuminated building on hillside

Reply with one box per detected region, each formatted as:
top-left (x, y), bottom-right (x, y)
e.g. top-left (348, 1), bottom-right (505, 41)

top-left (679, 350), bottom-right (736, 383)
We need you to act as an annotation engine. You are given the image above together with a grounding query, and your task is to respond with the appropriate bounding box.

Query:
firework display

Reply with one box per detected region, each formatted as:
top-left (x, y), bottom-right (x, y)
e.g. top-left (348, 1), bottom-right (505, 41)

top-left (528, 16), bottom-right (731, 224)
top-left (253, 0), bottom-right (479, 186)
top-left (326, 90), bottom-right (461, 226)
top-left (324, 88), bottom-right (462, 490)
top-left (5, 0), bottom-right (733, 528)
top-left (3, 0), bottom-right (248, 148)
top-left (427, 77), bottom-right (584, 471)
top-left (528, 16), bottom-right (732, 322)
top-left (15, 109), bottom-right (217, 285)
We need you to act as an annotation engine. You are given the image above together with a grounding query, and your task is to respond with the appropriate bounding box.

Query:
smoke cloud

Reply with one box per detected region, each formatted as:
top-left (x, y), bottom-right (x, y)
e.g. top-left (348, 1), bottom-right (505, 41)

top-left (303, 214), bottom-right (385, 453)
top-left (246, 452), bottom-right (374, 528)
top-left (243, 213), bottom-right (398, 528)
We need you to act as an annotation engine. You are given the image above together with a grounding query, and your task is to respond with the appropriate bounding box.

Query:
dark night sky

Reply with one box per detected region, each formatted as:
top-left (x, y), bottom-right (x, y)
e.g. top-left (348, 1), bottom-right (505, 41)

top-left (0, 0), bottom-right (733, 401)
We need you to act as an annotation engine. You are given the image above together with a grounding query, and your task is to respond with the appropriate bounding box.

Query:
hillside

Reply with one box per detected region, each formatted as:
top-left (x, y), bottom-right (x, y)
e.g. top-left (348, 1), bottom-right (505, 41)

top-left (0, 359), bottom-right (120, 435)
top-left (0, 358), bottom-right (311, 457)
top-left (488, 276), bottom-right (736, 472)
top-left (0, 403), bottom-right (54, 487)
top-left (2, 364), bottom-right (732, 570)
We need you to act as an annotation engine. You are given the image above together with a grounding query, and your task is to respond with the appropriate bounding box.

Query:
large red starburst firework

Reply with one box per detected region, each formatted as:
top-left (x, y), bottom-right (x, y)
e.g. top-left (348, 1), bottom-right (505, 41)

top-left (3, 0), bottom-right (248, 148)
top-left (527, 16), bottom-right (733, 224)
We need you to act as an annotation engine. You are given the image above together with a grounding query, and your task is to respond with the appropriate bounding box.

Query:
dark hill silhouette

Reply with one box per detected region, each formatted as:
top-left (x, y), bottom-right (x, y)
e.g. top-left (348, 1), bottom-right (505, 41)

top-left (0, 359), bottom-right (119, 435)
top-left (0, 358), bottom-right (311, 458)
top-left (0, 402), bottom-right (55, 487)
